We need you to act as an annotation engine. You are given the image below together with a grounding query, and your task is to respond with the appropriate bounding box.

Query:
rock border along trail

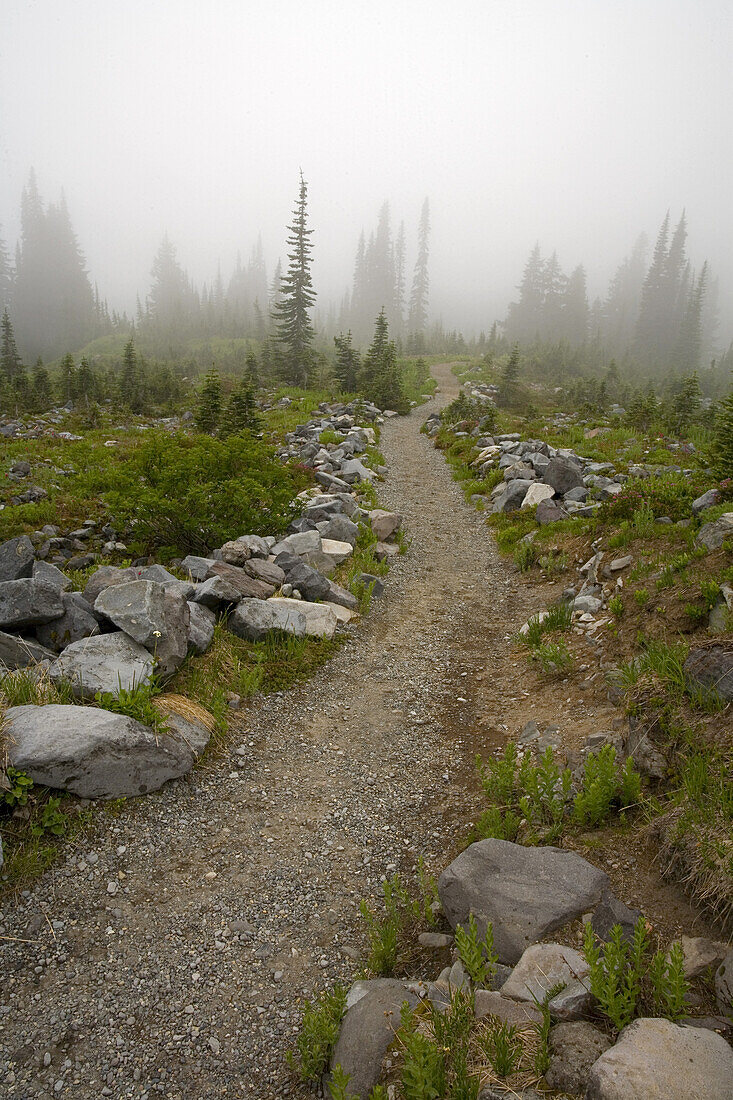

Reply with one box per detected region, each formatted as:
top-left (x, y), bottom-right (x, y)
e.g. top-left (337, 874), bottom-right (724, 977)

top-left (0, 365), bottom-right (611, 1098)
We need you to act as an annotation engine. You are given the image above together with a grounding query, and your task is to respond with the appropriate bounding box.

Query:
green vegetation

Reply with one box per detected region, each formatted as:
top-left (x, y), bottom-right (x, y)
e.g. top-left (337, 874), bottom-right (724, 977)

top-left (454, 914), bottom-right (498, 986)
top-left (288, 985), bottom-right (347, 1082)
top-left (359, 863), bottom-right (440, 977)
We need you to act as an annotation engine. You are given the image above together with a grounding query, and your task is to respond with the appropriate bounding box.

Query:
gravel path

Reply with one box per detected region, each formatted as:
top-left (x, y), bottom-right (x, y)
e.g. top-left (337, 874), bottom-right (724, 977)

top-left (0, 364), bottom-right (548, 1099)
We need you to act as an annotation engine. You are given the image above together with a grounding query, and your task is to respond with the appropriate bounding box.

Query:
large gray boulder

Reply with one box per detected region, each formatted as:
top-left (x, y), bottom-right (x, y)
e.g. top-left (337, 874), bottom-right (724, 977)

top-left (189, 574), bottom-right (246, 610)
top-left (0, 578), bottom-right (65, 629)
top-left (0, 535), bottom-right (35, 582)
top-left (32, 561), bottom-right (72, 590)
top-left (267, 597), bottom-right (338, 638)
top-left (500, 943), bottom-right (590, 1020)
top-left (4, 703), bottom-right (194, 798)
top-left (545, 1022), bottom-right (611, 1095)
top-left (179, 555), bottom-right (219, 582)
top-left (49, 631), bottom-right (155, 699)
top-left (243, 558), bottom-right (286, 587)
top-left (585, 1017), bottom-right (733, 1099)
top-left (715, 948), bottom-right (733, 1015)
top-left (35, 591), bottom-right (101, 652)
top-left (270, 530), bottom-right (322, 558)
top-left (543, 455), bottom-right (584, 494)
top-left (369, 510), bottom-right (401, 541)
top-left (221, 534), bottom-right (269, 563)
top-left (438, 839), bottom-right (608, 964)
top-left (95, 580), bottom-right (189, 675)
top-left (327, 580), bottom-right (359, 611)
top-left (277, 559), bottom-right (330, 602)
top-left (318, 514), bottom-right (360, 547)
top-left (152, 694), bottom-right (214, 757)
top-left (329, 980), bottom-right (418, 1099)
top-left (695, 512), bottom-right (733, 551)
top-left (138, 564), bottom-right (195, 601)
top-left (684, 645), bottom-right (733, 702)
top-left (226, 598), bottom-right (307, 642)
top-left (492, 479), bottom-right (533, 512)
top-left (186, 601), bottom-right (216, 655)
top-left (206, 561), bottom-right (275, 599)
top-left (82, 565), bottom-right (138, 606)
top-left (0, 630), bottom-right (56, 670)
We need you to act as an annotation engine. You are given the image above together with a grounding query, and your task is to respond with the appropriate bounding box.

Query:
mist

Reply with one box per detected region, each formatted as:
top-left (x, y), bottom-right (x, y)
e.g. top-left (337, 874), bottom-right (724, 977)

top-left (1, 0), bottom-right (731, 345)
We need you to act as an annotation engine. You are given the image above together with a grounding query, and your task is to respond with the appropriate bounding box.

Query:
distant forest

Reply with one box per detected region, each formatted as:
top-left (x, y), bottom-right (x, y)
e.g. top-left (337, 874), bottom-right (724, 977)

top-left (0, 172), bottom-right (731, 402)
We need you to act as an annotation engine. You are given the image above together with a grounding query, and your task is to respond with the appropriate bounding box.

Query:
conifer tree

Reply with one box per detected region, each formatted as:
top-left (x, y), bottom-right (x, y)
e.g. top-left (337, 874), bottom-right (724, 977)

top-left (120, 338), bottom-right (143, 412)
top-left (244, 352), bottom-right (260, 389)
top-left (499, 344), bottom-right (521, 406)
top-left (31, 358), bottom-right (52, 410)
top-left (1, 309), bottom-right (23, 386)
top-left (273, 173), bottom-right (316, 385)
top-left (0, 227), bottom-right (12, 313)
top-left (407, 198), bottom-right (430, 346)
top-left (359, 310), bottom-right (406, 412)
top-left (712, 389), bottom-right (733, 480)
top-left (195, 366), bottom-right (223, 433)
top-left (220, 377), bottom-right (261, 435)
top-left (333, 331), bottom-right (360, 392)
top-left (58, 353), bottom-right (77, 405)
top-left (506, 244), bottom-right (544, 343)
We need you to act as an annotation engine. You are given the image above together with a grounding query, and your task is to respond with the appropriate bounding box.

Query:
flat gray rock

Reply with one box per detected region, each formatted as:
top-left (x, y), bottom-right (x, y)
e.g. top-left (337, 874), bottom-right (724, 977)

top-left (329, 979), bottom-right (418, 1098)
top-left (95, 580), bottom-right (189, 675)
top-left (715, 948), bottom-right (733, 1015)
top-left (0, 577), bottom-right (65, 629)
top-left (206, 561), bottom-right (275, 600)
top-left (4, 703), bottom-right (193, 798)
top-left (546, 1021), bottom-right (611, 1095)
top-left (35, 591), bottom-right (101, 652)
top-left (49, 631), bottom-right (154, 699)
top-left (187, 601), bottom-right (216, 655)
top-left (695, 512), bottom-right (733, 551)
top-left (0, 630), bottom-right (56, 670)
top-left (500, 943), bottom-right (590, 1017)
top-left (586, 1017), bottom-right (733, 1100)
top-left (684, 645), bottom-right (733, 702)
top-left (32, 561), bottom-right (72, 590)
top-left (82, 565), bottom-right (138, 606)
top-left (0, 535), bottom-right (35, 582)
top-left (438, 839), bottom-right (608, 964)
top-left (226, 598), bottom-right (307, 642)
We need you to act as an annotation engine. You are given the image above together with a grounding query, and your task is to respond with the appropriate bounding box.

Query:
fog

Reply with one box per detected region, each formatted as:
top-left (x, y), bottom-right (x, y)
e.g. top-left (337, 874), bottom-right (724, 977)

top-left (1, 0), bottom-right (732, 340)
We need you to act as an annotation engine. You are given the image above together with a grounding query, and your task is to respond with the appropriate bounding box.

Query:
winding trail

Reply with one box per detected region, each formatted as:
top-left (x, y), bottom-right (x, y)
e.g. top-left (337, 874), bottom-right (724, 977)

top-left (0, 364), bottom-right (701, 1099)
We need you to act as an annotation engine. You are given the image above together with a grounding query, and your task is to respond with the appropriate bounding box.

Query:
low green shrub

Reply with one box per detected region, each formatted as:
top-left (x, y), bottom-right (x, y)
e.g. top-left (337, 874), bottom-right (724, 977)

top-left (289, 985), bottom-right (347, 1082)
top-left (455, 914), bottom-right (498, 985)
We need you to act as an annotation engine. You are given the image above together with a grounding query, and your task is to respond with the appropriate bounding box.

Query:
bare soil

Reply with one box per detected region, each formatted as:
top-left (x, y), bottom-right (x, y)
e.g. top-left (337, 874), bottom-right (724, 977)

top-left (0, 363), bottom-right (721, 1100)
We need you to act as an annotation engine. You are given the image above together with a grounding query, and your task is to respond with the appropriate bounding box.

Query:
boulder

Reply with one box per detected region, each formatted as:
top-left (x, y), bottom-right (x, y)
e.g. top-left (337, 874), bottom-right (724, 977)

top-left (327, 580), bottom-right (359, 611)
top-left (4, 703), bottom-right (193, 798)
top-left (684, 645), bottom-right (733, 702)
top-left (35, 591), bottom-right (101, 652)
top-left (270, 530), bottom-right (322, 558)
top-left (474, 990), bottom-right (542, 1026)
top-left (325, 601), bottom-right (356, 624)
top-left (591, 890), bottom-right (642, 944)
top-left (500, 943), bottom-right (590, 1020)
top-left (0, 630), bottom-right (56, 670)
top-left (715, 948), bottom-right (733, 1015)
top-left (82, 565), bottom-right (138, 606)
top-left (32, 561), bottom-right (72, 590)
top-left (153, 694), bottom-right (214, 756)
top-left (369, 510), bottom-right (402, 541)
top-left (679, 936), bottom-right (729, 980)
top-left (625, 715), bottom-right (667, 779)
top-left (545, 1021), bottom-right (612, 1095)
top-left (226, 598), bottom-right (307, 642)
top-left (95, 580), bottom-right (190, 675)
top-left (223, 534), bottom-right (269, 560)
top-left (318, 514), bottom-right (359, 547)
top-left (543, 455), bottom-right (585, 494)
top-left (277, 560), bottom-right (330, 602)
top-left (695, 512), bottom-right (733, 551)
top-left (188, 575), bottom-right (246, 610)
top-left (438, 839), bottom-right (608, 964)
top-left (186, 601), bottom-right (216, 655)
top-left (585, 1017), bottom-right (733, 1100)
top-left (138, 565), bottom-right (196, 601)
top-left (0, 535), bottom-right (35, 582)
top-left (536, 499), bottom-right (571, 525)
top-left (179, 555), bottom-right (219, 582)
top-left (492, 479), bottom-right (533, 512)
top-left (320, 538), bottom-right (353, 565)
top-left (0, 577), bottom-right (65, 629)
top-left (267, 597), bottom-right (338, 639)
top-left (243, 558), bottom-right (286, 587)
top-left (329, 979), bottom-right (418, 1099)
top-left (206, 561), bottom-right (275, 599)
top-left (49, 631), bottom-right (155, 699)
top-left (521, 482), bottom-right (555, 509)
top-left (691, 489), bottom-right (720, 515)
top-left (340, 457), bottom-right (374, 483)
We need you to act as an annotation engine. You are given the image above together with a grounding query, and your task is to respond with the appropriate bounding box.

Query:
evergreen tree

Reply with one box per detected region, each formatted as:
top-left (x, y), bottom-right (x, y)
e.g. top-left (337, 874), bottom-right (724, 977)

top-left (333, 330), bottom-right (360, 392)
top-left (76, 356), bottom-right (95, 407)
top-left (58, 353), bottom-right (77, 405)
top-left (506, 244), bottom-right (544, 342)
top-left (120, 338), bottom-right (143, 412)
top-left (712, 389), bottom-right (733, 480)
top-left (273, 173), bottom-right (316, 385)
top-left (675, 263), bottom-right (707, 372)
top-left (499, 344), bottom-right (521, 406)
top-left (195, 366), bottom-right (222, 433)
top-left (31, 358), bottom-right (52, 410)
top-left (665, 373), bottom-right (702, 435)
top-left (0, 226), bottom-right (12, 313)
top-left (1, 309), bottom-right (23, 386)
top-left (244, 351), bottom-right (260, 389)
top-left (407, 198), bottom-right (430, 343)
top-left (541, 251), bottom-right (566, 341)
top-left (359, 309), bottom-right (406, 412)
top-left (602, 234), bottom-right (648, 351)
top-left (220, 377), bottom-right (261, 435)
top-left (561, 265), bottom-right (589, 344)
top-left (147, 234), bottom-right (196, 336)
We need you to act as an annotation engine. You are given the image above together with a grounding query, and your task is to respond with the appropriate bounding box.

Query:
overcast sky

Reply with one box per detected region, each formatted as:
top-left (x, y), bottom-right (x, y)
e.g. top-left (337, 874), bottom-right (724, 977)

top-left (1, 0), bottom-right (731, 339)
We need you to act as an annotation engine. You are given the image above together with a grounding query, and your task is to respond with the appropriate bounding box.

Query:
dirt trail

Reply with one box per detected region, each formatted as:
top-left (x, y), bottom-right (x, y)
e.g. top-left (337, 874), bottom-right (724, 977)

top-left (0, 364), bottom-right (713, 1099)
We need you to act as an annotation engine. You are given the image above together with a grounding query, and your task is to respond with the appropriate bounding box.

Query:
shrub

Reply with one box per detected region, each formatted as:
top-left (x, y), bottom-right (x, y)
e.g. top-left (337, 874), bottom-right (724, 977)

top-left (600, 472), bottom-right (708, 523)
top-left (289, 986), bottom-right (347, 1082)
top-left (574, 746), bottom-right (642, 826)
top-left (455, 914), bottom-right (498, 985)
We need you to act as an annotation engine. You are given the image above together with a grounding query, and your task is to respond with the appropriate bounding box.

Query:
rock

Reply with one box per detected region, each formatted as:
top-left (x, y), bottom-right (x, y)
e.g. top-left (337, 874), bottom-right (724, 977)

top-left (574, 594), bottom-right (603, 614)
top-left (49, 631), bottom-right (155, 699)
top-left (691, 488), bottom-right (721, 515)
top-left (479, 1090), bottom-right (545, 1100)
top-left (226, 598), bottom-right (307, 642)
top-left (418, 932), bottom-right (453, 948)
top-left (226, 534), bottom-right (270, 560)
top-left (243, 558), bottom-right (286, 587)
top-left (369, 510), bottom-right (402, 541)
top-left (187, 601), bottom-right (216, 655)
top-left (318, 514), bottom-right (360, 547)
top-left (521, 482), bottom-right (555, 509)
top-left (320, 538), bottom-right (353, 565)
top-left (684, 645), bottom-right (733, 702)
top-left (179, 555), bottom-right (219, 582)
top-left (374, 542), bottom-right (399, 562)
top-left (95, 580), bottom-right (190, 675)
top-left (329, 979), bottom-right (419, 1099)
top-left (4, 703), bottom-right (194, 798)
top-left (438, 839), bottom-right (608, 964)
top-left (715, 949), bottom-right (733, 1015)
top-left (0, 577), bottom-right (65, 629)
top-left (0, 630), bottom-right (56, 670)
top-left (585, 1017), bottom-right (733, 1100)
top-left (357, 573), bottom-right (384, 598)
top-left (500, 943), bottom-right (590, 1019)
top-left (474, 990), bottom-right (542, 1026)
top-left (276, 559), bottom-right (330, 602)
top-left (35, 592), bottom-right (101, 652)
top-left (32, 561), bottom-right (72, 590)
top-left (270, 530), bottom-right (322, 558)
top-left (340, 457), bottom-right (374, 484)
top-left (625, 715), bottom-right (667, 779)
top-left (325, 601), bottom-right (356, 624)
top-left (219, 538), bottom-right (252, 565)
top-left (0, 535), bottom-right (35, 582)
top-left (82, 565), bottom-right (138, 605)
top-left (695, 512), bottom-right (733, 551)
top-left (267, 597), bottom-right (338, 639)
top-left (708, 584), bottom-right (733, 634)
top-left (591, 890), bottom-right (642, 943)
top-left (153, 694), bottom-right (214, 756)
top-left (543, 455), bottom-right (585, 494)
top-left (327, 580), bottom-right (359, 611)
top-left (680, 936), bottom-right (729, 980)
top-left (609, 555), bottom-right (633, 572)
top-left (206, 561), bottom-right (275, 600)
top-left (492, 479), bottom-right (534, 512)
top-left (137, 565), bottom-right (195, 602)
top-left (189, 575), bottom-right (245, 610)
top-left (536, 499), bottom-right (571, 525)
top-left (545, 1021), bottom-right (611, 1095)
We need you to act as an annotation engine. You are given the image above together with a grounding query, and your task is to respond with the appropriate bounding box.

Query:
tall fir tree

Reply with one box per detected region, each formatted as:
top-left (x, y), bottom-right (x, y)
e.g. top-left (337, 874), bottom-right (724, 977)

top-left (407, 198), bottom-right (430, 344)
top-left (273, 173), bottom-right (316, 385)
top-left (0, 226), bottom-right (12, 314)
top-left (505, 244), bottom-right (544, 343)
top-left (195, 366), bottom-right (223, 433)
top-left (120, 338), bottom-right (143, 412)
top-left (1, 309), bottom-right (24, 389)
top-left (333, 331), bottom-right (360, 392)
top-left (220, 377), bottom-right (261, 436)
top-left (359, 309), bottom-right (406, 412)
